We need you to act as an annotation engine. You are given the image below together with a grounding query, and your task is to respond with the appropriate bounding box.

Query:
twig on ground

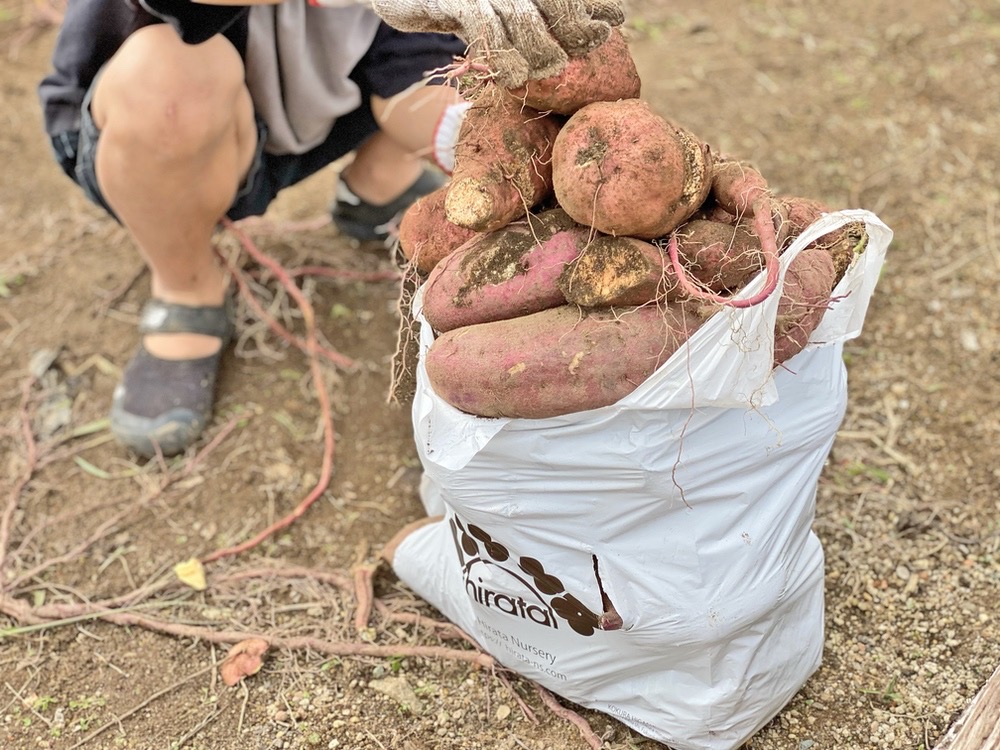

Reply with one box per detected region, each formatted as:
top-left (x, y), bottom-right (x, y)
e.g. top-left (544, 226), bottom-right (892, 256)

top-left (233, 214), bottom-right (332, 236)
top-left (173, 708), bottom-right (223, 749)
top-left (226, 258), bottom-right (354, 368)
top-left (288, 266), bottom-right (401, 283)
top-left (4, 679), bottom-right (53, 729)
top-left (373, 600), bottom-right (473, 642)
top-left (94, 264), bottom-right (147, 314)
top-left (216, 564), bottom-right (353, 592)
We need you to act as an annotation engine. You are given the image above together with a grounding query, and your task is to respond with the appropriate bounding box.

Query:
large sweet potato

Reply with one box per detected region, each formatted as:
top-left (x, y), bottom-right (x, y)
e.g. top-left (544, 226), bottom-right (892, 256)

top-left (445, 85), bottom-right (562, 233)
top-left (551, 99), bottom-right (714, 239)
top-left (421, 211), bottom-right (589, 332)
top-left (398, 186), bottom-right (481, 274)
top-left (426, 303), bottom-right (705, 418)
top-left (507, 29), bottom-right (641, 115)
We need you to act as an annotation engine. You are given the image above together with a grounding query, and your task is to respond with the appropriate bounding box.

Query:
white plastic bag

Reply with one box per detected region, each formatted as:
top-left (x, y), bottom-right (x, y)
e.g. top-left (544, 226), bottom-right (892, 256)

top-left (391, 210), bottom-right (891, 750)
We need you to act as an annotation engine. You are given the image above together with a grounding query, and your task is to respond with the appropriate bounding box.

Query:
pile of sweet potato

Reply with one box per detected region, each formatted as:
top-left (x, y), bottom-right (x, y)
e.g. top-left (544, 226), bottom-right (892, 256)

top-left (398, 31), bottom-right (869, 420)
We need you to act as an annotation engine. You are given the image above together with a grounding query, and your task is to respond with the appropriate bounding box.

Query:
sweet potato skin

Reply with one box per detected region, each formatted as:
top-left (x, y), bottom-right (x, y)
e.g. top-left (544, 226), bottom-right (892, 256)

top-left (673, 219), bottom-right (765, 292)
top-left (426, 303), bottom-right (704, 418)
top-left (552, 99), bottom-right (714, 239)
top-left (773, 249), bottom-right (836, 366)
top-left (445, 86), bottom-right (562, 233)
top-left (778, 196), bottom-right (829, 241)
top-left (398, 186), bottom-right (481, 274)
top-left (559, 235), bottom-right (681, 307)
top-left (710, 158), bottom-right (770, 216)
top-left (507, 29), bottom-right (641, 115)
top-left (421, 219), bottom-right (590, 333)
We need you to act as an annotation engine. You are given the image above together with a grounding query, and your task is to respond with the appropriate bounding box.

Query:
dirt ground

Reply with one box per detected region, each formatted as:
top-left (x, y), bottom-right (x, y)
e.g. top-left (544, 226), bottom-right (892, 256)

top-left (1, 1), bottom-right (999, 749)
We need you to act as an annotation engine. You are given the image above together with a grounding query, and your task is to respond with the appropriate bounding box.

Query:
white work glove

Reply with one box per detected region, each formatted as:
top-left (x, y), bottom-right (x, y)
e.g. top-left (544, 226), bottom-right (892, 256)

top-left (369, 0), bottom-right (625, 86)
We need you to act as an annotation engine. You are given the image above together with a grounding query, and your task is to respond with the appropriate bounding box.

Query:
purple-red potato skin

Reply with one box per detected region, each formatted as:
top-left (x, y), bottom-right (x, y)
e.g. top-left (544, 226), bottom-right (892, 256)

top-left (773, 249), bottom-right (837, 366)
top-left (552, 99), bottom-right (713, 239)
top-left (779, 196), bottom-right (830, 240)
top-left (508, 29), bottom-right (641, 115)
top-left (445, 86), bottom-right (561, 233)
top-left (673, 219), bottom-right (765, 292)
top-left (710, 159), bottom-right (770, 216)
top-left (398, 186), bottom-right (481, 274)
top-left (559, 235), bottom-right (682, 307)
top-left (422, 226), bottom-right (590, 332)
top-left (426, 303), bottom-right (704, 418)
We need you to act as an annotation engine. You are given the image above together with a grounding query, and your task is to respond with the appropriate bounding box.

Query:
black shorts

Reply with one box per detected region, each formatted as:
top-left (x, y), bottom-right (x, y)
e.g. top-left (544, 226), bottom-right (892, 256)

top-left (75, 23), bottom-right (465, 221)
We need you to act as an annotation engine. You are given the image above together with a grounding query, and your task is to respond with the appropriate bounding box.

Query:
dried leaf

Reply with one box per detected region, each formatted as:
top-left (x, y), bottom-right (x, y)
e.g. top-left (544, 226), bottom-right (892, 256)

top-left (173, 557), bottom-right (207, 591)
top-left (219, 638), bottom-right (270, 686)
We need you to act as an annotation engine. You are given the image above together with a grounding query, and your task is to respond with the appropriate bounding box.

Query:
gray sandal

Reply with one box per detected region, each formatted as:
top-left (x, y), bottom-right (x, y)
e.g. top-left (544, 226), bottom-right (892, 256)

top-left (110, 298), bottom-right (235, 458)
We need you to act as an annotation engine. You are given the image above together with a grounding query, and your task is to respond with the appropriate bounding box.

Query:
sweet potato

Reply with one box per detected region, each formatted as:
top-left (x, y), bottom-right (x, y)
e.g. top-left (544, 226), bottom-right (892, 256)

top-left (691, 198), bottom-right (739, 225)
top-left (421, 211), bottom-right (590, 332)
top-left (426, 303), bottom-right (705, 418)
top-left (507, 29), bottom-right (641, 115)
top-left (551, 99), bottom-right (714, 239)
top-left (398, 186), bottom-right (481, 274)
top-left (810, 221), bottom-right (868, 283)
top-left (664, 155), bottom-right (786, 309)
top-left (558, 236), bottom-right (681, 307)
top-left (776, 197), bottom-right (866, 281)
top-left (445, 85), bottom-right (562, 233)
top-left (710, 158), bottom-right (770, 216)
top-left (773, 248), bottom-right (836, 367)
top-left (673, 219), bottom-right (765, 292)
top-left (777, 196), bottom-right (829, 241)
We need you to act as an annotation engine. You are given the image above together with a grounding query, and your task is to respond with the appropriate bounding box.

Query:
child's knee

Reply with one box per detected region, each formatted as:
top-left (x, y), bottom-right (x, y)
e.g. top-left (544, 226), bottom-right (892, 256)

top-left (93, 25), bottom-right (248, 158)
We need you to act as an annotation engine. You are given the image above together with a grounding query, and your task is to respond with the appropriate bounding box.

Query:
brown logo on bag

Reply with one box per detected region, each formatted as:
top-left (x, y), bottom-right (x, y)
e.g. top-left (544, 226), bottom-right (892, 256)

top-left (449, 517), bottom-right (602, 636)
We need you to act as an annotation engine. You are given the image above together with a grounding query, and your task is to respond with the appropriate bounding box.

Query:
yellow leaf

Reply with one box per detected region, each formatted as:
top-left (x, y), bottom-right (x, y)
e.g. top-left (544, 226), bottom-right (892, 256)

top-left (173, 557), bottom-right (207, 591)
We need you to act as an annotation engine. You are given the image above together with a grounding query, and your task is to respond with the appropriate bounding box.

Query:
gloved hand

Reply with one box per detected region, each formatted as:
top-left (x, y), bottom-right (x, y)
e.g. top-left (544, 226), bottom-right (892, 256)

top-left (369, 0), bottom-right (625, 87)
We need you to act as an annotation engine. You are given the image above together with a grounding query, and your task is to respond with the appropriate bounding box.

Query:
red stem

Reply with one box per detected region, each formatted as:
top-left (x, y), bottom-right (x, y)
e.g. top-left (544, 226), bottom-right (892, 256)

top-left (668, 196), bottom-right (781, 308)
top-left (200, 222), bottom-right (340, 565)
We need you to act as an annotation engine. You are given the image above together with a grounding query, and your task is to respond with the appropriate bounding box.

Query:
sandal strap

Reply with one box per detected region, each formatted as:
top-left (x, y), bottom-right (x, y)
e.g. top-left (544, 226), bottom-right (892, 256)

top-left (138, 297), bottom-right (235, 341)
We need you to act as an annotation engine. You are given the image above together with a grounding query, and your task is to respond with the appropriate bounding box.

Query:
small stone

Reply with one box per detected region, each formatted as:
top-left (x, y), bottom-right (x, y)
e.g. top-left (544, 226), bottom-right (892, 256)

top-left (959, 330), bottom-right (980, 352)
top-left (495, 704), bottom-right (512, 721)
top-left (370, 676), bottom-right (424, 715)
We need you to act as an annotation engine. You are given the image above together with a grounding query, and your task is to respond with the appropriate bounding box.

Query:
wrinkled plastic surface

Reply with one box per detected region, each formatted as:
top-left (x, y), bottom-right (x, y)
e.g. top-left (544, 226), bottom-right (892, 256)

top-left (393, 210), bottom-right (891, 750)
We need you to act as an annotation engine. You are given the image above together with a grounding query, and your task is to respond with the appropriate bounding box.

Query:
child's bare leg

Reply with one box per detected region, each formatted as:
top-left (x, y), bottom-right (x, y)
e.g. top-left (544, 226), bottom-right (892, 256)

top-left (340, 85), bottom-right (462, 204)
top-left (91, 24), bottom-right (257, 360)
